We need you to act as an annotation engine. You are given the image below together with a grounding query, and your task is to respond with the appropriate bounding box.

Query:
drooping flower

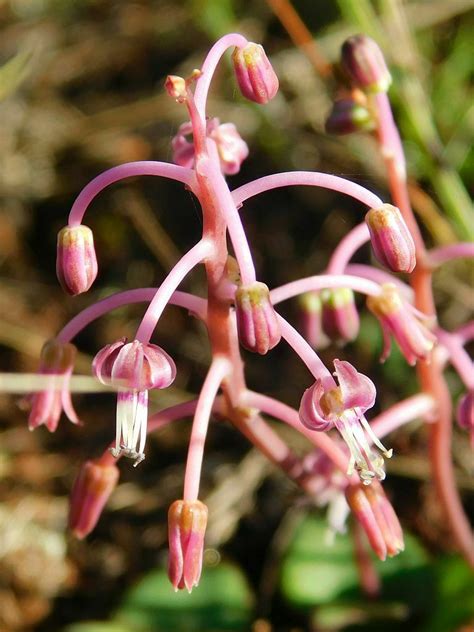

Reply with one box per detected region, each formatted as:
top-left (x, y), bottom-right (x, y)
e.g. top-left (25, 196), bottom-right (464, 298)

top-left (232, 42), bottom-right (279, 104)
top-left (28, 338), bottom-right (79, 432)
top-left (56, 225), bottom-right (98, 295)
top-left (172, 118), bottom-right (248, 175)
top-left (235, 282), bottom-right (281, 354)
top-left (365, 204), bottom-right (416, 273)
top-left (321, 288), bottom-right (360, 345)
top-left (325, 97), bottom-right (375, 135)
top-left (168, 499), bottom-right (208, 592)
top-left (69, 459), bottom-right (119, 539)
top-left (299, 359), bottom-right (392, 484)
top-left (346, 480), bottom-right (404, 560)
top-left (298, 292), bottom-right (329, 350)
top-left (367, 283), bottom-right (436, 365)
top-left (93, 338), bottom-right (176, 465)
top-left (341, 35), bottom-right (392, 94)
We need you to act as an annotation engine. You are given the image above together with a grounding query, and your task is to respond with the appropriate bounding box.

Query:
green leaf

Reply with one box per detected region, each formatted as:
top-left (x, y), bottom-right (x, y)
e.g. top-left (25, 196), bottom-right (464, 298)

top-left (64, 623), bottom-right (133, 632)
top-left (0, 47), bottom-right (35, 101)
top-left (115, 561), bottom-right (254, 631)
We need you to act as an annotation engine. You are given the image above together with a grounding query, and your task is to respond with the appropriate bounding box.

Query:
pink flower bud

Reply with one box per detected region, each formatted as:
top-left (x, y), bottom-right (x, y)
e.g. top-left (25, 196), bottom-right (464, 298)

top-left (366, 204), bottom-right (416, 273)
top-left (456, 391), bottom-right (473, 431)
top-left (232, 42), bottom-right (279, 104)
top-left (164, 75), bottom-right (187, 102)
top-left (168, 499), bottom-right (208, 592)
top-left (28, 338), bottom-right (79, 432)
top-left (69, 459), bottom-right (119, 539)
top-left (341, 35), bottom-right (392, 94)
top-left (297, 292), bottom-right (329, 350)
top-left (235, 282), bottom-right (281, 354)
top-left (56, 225), bottom-right (98, 295)
top-left (346, 481), bottom-right (404, 560)
top-left (367, 284), bottom-right (436, 365)
top-left (321, 288), bottom-right (360, 344)
top-left (325, 98), bottom-right (374, 135)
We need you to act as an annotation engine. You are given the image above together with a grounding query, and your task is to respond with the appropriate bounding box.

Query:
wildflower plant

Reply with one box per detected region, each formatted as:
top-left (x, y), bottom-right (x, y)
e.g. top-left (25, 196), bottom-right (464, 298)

top-left (24, 32), bottom-right (474, 592)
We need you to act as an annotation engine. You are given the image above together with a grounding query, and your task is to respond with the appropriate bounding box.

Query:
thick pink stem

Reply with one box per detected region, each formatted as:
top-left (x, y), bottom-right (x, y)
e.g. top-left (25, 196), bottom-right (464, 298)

top-left (183, 357), bottom-right (231, 501)
top-left (135, 240), bottom-right (213, 343)
top-left (194, 33), bottom-right (248, 119)
top-left (68, 162), bottom-right (195, 226)
top-left (231, 171), bottom-right (383, 209)
top-left (455, 321), bottom-right (474, 344)
top-left (57, 289), bottom-right (206, 343)
top-left (270, 274), bottom-right (381, 305)
top-left (373, 93), bottom-right (406, 182)
top-left (327, 222), bottom-right (370, 274)
top-left (345, 264), bottom-right (413, 299)
top-left (429, 243), bottom-right (474, 267)
top-left (370, 394), bottom-right (436, 439)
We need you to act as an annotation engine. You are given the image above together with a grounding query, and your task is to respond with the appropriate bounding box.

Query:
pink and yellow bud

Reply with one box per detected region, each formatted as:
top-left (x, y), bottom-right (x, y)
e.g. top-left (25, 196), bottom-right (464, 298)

top-left (366, 204), bottom-right (416, 273)
top-left (325, 98), bottom-right (374, 135)
top-left (367, 284), bottom-right (436, 365)
top-left (232, 42), bottom-right (279, 105)
top-left (346, 481), bottom-right (404, 560)
top-left (164, 75), bottom-right (187, 102)
top-left (168, 499), bottom-right (208, 592)
top-left (341, 35), bottom-right (392, 94)
top-left (69, 459), bottom-right (119, 539)
top-left (297, 292), bottom-right (329, 350)
top-left (321, 288), bottom-right (360, 344)
top-left (56, 225), bottom-right (98, 295)
top-left (235, 282), bottom-right (281, 355)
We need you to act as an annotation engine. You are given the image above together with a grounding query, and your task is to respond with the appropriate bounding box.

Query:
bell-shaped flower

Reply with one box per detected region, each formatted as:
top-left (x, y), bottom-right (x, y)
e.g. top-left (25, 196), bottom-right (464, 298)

top-left (168, 499), bottom-right (208, 592)
top-left (365, 204), bottom-right (416, 273)
top-left (93, 338), bottom-right (176, 465)
top-left (299, 359), bottom-right (392, 484)
top-left (367, 283), bottom-right (436, 365)
top-left (321, 288), bottom-right (360, 345)
top-left (69, 459), bottom-right (119, 539)
top-left (235, 282), bottom-right (281, 354)
top-left (28, 338), bottom-right (79, 432)
top-left (56, 225), bottom-right (98, 295)
top-left (298, 292), bottom-right (329, 350)
top-left (346, 480), bottom-right (404, 560)
top-left (232, 42), bottom-right (279, 104)
top-left (341, 35), bottom-right (392, 94)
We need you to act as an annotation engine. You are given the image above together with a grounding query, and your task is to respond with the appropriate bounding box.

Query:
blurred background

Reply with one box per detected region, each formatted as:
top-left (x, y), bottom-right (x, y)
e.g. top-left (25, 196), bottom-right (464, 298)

top-left (0, 1), bottom-right (473, 630)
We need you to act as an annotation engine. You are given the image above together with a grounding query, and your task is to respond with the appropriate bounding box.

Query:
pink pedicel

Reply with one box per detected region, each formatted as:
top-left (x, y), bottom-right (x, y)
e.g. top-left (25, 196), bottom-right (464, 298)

top-left (235, 282), bottom-right (281, 354)
top-left (93, 339), bottom-right (176, 464)
top-left (28, 339), bottom-right (79, 432)
top-left (321, 288), bottom-right (360, 345)
top-left (341, 35), bottom-right (392, 94)
top-left (69, 459), bottom-right (119, 539)
top-left (325, 98), bottom-right (374, 135)
top-left (232, 42), bottom-right (279, 104)
top-left (172, 119), bottom-right (248, 175)
top-left (367, 284), bottom-right (436, 365)
top-left (297, 292), bottom-right (329, 350)
top-left (346, 480), bottom-right (404, 560)
top-left (365, 204), bottom-right (416, 273)
top-left (168, 499), bottom-right (208, 592)
top-left (56, 225), bottom-right (98, 295)
top-left (299, 359), bottom-right (392, 484)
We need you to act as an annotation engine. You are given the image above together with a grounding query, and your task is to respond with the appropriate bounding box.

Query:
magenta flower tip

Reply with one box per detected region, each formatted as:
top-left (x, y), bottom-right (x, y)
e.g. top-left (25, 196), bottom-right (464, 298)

top-left (235, 282), bottom-right (281, 354)
top-left (366, 204), bottom-right (416, 273)
top-left (168, 499), bottom-right (208, 592)
top-left (341, 35), bottom-right (392, 94)
top-left (456, 391), bottom-right (473, 431)
top-left (69, 459), bottom-right (119, 539)
top-left (325, 98), bottom-right (374, 135)
top-left (232, 42), bottom-right (279, 105)
top-left (56, 225), bottom-right (98, 296)
top-left (321, 288), bottom-right (360, 345)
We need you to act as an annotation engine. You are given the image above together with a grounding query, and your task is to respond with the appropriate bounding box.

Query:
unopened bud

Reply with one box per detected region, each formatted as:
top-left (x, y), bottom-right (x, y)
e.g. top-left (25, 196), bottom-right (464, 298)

top-left (325, 98), bottom-right (374, 135)
top-left (168, 499), bottom-right (208, 592)
top-left (298, 292), bottom-right (329, 350)
top-left (235, 282), bottom-right (281, 354)
top-left (321, 288), bottom-right (360, 344)
top-left (165, 75), bottom-right (187, 102)
top-left (232, 42), bottom-right (279, 104)
top-left (69, 459), bottom-right (119, 539)
top-left (366, 204), bottom-right (416, 273)
top-left (341, 35), bottom-right (392, 94)
top-left (456, 391), bottom-right (473, 432)
top-left (56, 225), bottom-right (98, 295)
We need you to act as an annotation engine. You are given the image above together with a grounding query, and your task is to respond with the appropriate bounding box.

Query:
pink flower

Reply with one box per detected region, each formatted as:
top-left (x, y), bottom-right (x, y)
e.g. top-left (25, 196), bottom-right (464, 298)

top-left (325, 97), bottom-right (374, 135)
top-left (341, 35), bottom-right (392, 94)
top-left (346, 480), bottom-right (404, 560)
top-left (69, 459), bottom-right (119, 539)
top-left (298, 292), bottom-right (329, 350)
top-left (56, 225), bottom-right (98, 295)
top-left (235, 282), bottom-right (281, 354)
top-left (168, 499), bottom-right (208, 592)
top-left (299, 359), bottom-right (392, 484)
top-left (365, 204), bottom-right (416, 273)
top-left (321, 288), bottom-right (360, 345)
top-left (93, 338), bottom-right (176, 465)
top-left (232, 42), bottom-right (279, 104)
top-left (367, 283), bottom-right (436, 365)
top-left (28, 339), bottom-right (79, 432)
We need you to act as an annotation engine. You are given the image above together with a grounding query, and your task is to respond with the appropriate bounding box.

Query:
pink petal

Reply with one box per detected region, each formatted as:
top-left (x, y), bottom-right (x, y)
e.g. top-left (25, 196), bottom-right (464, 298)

top-left (334, 359), bottom-right (376, 412)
